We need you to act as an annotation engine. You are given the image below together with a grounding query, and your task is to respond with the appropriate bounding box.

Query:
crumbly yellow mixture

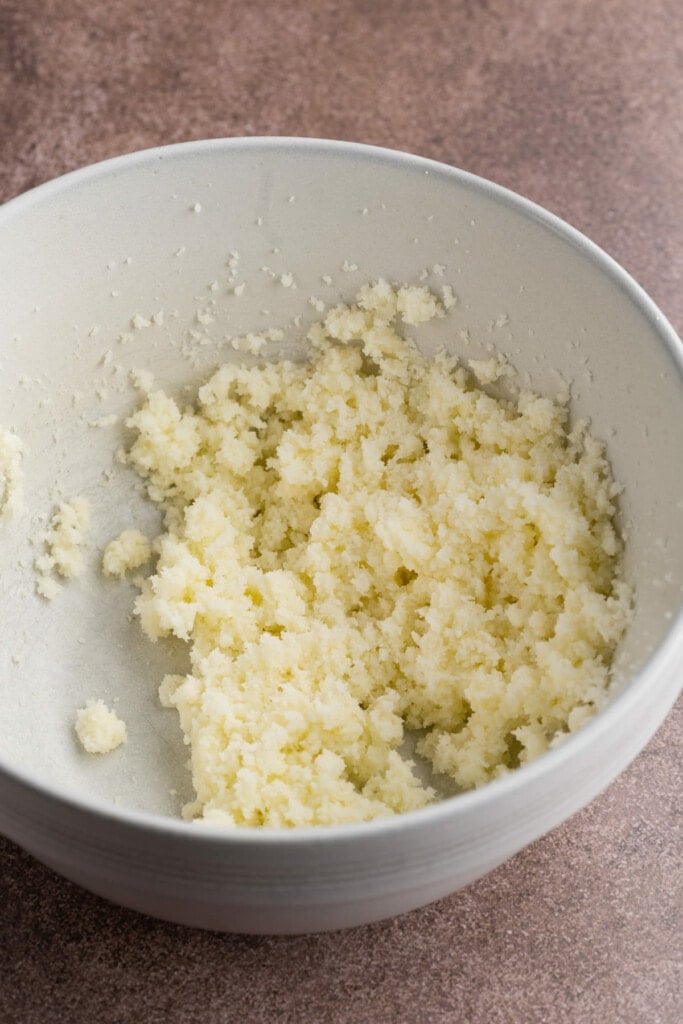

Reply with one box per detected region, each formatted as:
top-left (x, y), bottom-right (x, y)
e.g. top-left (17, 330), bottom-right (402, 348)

top-left (75, 699), bottom-right (127, 754)
top-left (124, 280), bottom-right (630, 827)
top-left (35, 496), bottom-right (91, 599)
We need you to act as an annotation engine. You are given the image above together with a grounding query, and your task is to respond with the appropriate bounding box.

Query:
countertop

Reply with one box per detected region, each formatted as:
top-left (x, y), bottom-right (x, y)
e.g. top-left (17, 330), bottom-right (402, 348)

top-left (0, 1), bottom-right (681, 1021)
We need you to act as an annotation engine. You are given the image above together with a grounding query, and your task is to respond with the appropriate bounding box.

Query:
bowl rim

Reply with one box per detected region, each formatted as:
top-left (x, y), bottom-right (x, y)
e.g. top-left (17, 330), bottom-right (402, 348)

top-left (1, 135), bottom-right (681, 845)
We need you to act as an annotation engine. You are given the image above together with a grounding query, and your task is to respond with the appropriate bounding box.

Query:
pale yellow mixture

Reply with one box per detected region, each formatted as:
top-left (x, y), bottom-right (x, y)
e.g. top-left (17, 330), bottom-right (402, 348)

top-left (121, 280), bottom-right (630, 827)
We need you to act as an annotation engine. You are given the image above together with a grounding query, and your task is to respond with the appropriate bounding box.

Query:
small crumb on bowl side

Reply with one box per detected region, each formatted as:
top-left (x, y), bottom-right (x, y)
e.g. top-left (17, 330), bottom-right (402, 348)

top-left (102, 529), bottom-right (152, 578)
top-left (0, 428), bottom-right (24, 521)
top-left (75, 700), bottom-right (127, 754)
top-left (35, 496), bottom-right (91, 598)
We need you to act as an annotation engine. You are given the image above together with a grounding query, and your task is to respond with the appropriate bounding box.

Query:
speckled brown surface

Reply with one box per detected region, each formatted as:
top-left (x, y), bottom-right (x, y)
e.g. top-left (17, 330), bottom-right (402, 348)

top-left (0, 1), bottom-right (681, 1021)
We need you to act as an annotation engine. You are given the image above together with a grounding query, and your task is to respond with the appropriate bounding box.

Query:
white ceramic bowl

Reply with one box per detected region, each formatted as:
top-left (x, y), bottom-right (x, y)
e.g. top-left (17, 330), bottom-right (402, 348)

top-left (0, 139), bottom-right (681, 934)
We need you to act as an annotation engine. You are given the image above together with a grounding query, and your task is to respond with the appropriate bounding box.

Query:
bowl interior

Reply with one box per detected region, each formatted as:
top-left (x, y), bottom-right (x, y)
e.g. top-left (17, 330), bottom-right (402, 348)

top-left (0, 139), bottom-right (681, 817)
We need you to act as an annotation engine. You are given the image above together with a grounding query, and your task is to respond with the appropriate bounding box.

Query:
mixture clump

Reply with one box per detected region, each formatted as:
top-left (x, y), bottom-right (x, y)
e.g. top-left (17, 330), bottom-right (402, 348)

top-left (122, 280), bottom-right (630, 827)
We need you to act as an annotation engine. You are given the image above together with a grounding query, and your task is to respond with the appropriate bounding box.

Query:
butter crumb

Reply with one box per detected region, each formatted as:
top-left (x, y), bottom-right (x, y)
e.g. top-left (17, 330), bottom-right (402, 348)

top-left (102, 530), bottom-right (152, 577)
top-left (75, 700), bottom-right (127, 754)
top-left (0, 429), bottom-right (24, 521)
top-left (36, 576), bottom-right (62, 600)
top-left (231, 332), bottom-right (269, 355)
top-left (130, 369), bottom-right (155, 393)
top-left (89, 414), bottom-right (119, 428)
top-left (468, 357), bottom-right (514, 385)
top-left (396, 285), bottom-right (441, 325)
top-left (441, 285), bottom-right (457, 309)
top-left (36, 496), bottom-right (91, 597)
